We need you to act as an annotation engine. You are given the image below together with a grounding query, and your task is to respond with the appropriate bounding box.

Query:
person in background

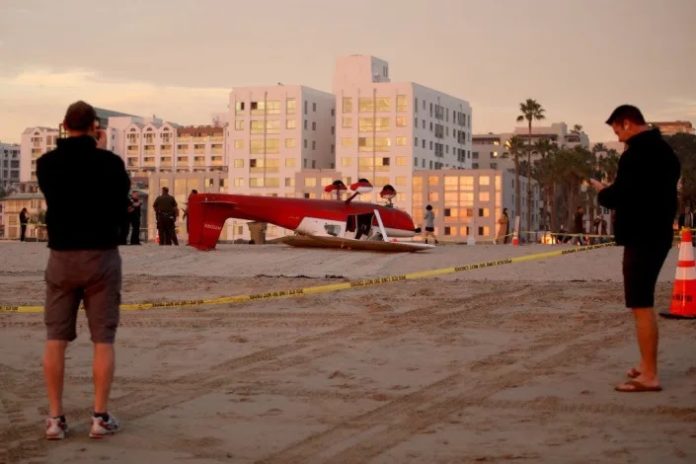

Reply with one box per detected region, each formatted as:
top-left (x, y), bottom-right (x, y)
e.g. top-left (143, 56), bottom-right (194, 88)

top-left (183, 189), bottom-right (199, 233)
top-left (19, 207), bottom-right (29, 241)
top-left (495, 208), bottom-right (510, 244)
top-left (423, 204), bottom-right (439, 245)
top-left (677, 205), bottom-right (695, 245)
top-left (153, 186), bottom-right (178, 245)
top-left (36, 100), bottom-right (129, 439)
top-left (572, 206), bottom-right (586, 245)
top-left (128, 191), bottom-right (142, 245)
top-left (590, 104), bottom-right (680, 393)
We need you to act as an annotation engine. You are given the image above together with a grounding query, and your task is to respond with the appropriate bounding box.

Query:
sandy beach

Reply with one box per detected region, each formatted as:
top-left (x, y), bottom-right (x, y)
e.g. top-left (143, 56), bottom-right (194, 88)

top-left (1, 240), bottom-right (695, 464)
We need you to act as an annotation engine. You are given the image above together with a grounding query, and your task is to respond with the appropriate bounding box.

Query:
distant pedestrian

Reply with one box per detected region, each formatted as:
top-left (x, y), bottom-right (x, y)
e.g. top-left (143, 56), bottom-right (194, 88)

top-left (153, 187), bottom-right (178, 245)
top-left (678, 205), bottom-right (695, 245)
top-left (495, 208), bottom-right (510, 244)
top-left (572, 206), bottom-right (586, 245)
top-left (183, 189), bottom-right (198, 233)
top-left (19, 207), bottom-right (29, 241)
top-left (36, 100), bottom-right (128, 439)
top-left (590, 104), bottom-right (680, 393)
top-left (127, 191), bottom-right (142, 245)
top-left (423, 205), bottom-right (439, 245)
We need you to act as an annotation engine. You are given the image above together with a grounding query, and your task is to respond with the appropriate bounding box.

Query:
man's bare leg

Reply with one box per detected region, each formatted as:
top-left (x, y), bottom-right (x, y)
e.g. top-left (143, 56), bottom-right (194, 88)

top-left (93, 343), bottom-right (115, 413)
top-left (618, 307), bottom-right (660, 389)
top-left (44, 340), bottom-right (68, 417)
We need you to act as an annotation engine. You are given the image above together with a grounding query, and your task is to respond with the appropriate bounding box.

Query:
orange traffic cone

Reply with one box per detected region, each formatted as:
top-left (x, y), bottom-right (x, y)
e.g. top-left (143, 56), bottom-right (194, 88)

top-left (512, 233), bottom-right (519, 246)
top-left (660, 228), bottom-right (696, 319)
top-left (155, 231), bottom-right (160, 245)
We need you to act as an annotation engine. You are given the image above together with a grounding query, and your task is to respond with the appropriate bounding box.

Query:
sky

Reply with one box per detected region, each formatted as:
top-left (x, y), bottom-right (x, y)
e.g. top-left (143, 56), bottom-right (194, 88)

top-left (1, 0), bottom-right (695, 145)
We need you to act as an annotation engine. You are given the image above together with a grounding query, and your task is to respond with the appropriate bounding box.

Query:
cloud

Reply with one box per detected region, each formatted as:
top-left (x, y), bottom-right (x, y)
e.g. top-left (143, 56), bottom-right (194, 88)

top-left (0, 68), bottom-right (231, 142)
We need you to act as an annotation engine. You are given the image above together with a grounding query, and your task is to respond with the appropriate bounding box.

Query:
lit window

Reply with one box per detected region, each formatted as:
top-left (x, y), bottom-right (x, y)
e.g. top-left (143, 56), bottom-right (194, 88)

top-left (341, 137), bottom-right (353, 147)
top-left (304, 177), bottom-right (317, 187)
top-left (342, 97), bottom-right (352, 113)
top-left (341, 157), bottom-right (352, 167)
top-left (342, 117), bottom-right (352, 128)
top-left (234, 159), bottom-right (244, 168)
top-left (285, 138), bottom-right (296, 148)
top-left (286, 119), bottom-right (296, 129)
top-left (234, 140), bottom-right (244, 149)
top-left (285, 158), bottom-right (296, 168)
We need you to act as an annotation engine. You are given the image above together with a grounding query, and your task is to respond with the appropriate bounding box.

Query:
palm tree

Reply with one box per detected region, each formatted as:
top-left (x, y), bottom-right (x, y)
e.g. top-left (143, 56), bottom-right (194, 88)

top-left (532, 139), bottom-right (557, 229)
top-left (571, 124), bottom-right (583, 134)
top-left (517, 99), bottom-right (545, 239)
top-left (504, 136), bottom-right (527, 227)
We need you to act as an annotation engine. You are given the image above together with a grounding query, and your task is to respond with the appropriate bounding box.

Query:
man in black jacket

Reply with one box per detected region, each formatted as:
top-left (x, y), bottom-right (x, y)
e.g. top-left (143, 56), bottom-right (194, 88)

top-left (590, 105), bottom-right (680, 393)
top-left (37, 101), bottom-right (130, 439)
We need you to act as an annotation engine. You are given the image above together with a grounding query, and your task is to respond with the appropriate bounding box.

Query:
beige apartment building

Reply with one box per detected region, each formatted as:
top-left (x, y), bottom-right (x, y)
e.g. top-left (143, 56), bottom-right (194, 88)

top-left (295, 168), bottom-right (528, 243)
top-left (121, 121), bottom-right (227, 177)
top-left (649, 120), bottom-right (694, 136)
top-left (19, 127), bottom-right (58, 182)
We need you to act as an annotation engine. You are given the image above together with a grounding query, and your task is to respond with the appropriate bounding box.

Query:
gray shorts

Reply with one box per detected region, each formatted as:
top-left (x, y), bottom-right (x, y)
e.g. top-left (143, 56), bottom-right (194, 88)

top-left (44, 248), bottom-right (122, 343)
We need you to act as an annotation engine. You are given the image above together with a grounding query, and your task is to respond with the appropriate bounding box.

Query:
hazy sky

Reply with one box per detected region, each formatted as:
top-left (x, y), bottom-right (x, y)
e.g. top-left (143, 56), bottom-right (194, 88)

top-left (1, 0), bottom-right (694, 144)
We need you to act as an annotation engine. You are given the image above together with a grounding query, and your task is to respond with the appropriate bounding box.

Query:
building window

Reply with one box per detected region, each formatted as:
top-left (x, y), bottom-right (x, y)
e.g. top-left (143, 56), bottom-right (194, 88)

top-left (235, 120), bottom-right (244, 131)
top-left (312, 102), bottom-right (316, 112)
top-left (444, 226), bottom-right (452, 236)
top-left (312, 141), bottom-right (316, 150)
top-left (286, 119), bottom-right (296, 129)
top-left (312, 160), bottom-right (316, 168)
top-left (312, 121), bottom-right (316, 131)
top-left (342, 97), bottom-right (352, 113)
top-left (396, 116), bottom-right (407, 127)
top-left (234, 140), bottom-right (244, 149)
top-left (234, 159), bottom-right (244, 168)
top-left (396, 95), bottom-right (407, 112)
top-left (285, 138), bottom-right (296, 148)
top-left (342, 116), bottom-right (352, 128)
top-left (285, 158), bottom-right (296, 167)
top-left (286, 98), bottom-right (296, 114)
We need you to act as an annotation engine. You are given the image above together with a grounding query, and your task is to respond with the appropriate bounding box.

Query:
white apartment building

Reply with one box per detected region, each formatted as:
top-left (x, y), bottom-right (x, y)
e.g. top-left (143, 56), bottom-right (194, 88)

top-left (227, 85), bottom-right (335, 193)
top-left (333, 55), bottom-right (472, 210)
top-left (224, 85), bottom-right (335, 239)
top-left (1, 142), bottom-right (21, 191)
top-left (20, 127), bottom-right (58, 182)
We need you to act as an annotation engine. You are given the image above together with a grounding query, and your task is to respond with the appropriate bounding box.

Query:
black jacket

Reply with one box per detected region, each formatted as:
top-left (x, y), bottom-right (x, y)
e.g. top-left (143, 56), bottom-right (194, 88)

top-left (37, 136), bottom-right (130, 250)
top-left (597, 129), bottom-right (680, 248)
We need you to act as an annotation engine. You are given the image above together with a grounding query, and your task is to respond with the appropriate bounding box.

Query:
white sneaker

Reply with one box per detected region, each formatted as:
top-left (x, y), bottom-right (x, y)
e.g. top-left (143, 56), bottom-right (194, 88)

top-left (89, 414), bottom-right (120, 439)
top-left (45, 417), bottom-right (68, 440)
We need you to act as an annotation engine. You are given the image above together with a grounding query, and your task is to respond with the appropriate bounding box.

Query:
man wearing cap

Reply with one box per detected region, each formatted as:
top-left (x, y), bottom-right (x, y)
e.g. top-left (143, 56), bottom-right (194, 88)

top-left (590, 104), bottom-right (680, 392)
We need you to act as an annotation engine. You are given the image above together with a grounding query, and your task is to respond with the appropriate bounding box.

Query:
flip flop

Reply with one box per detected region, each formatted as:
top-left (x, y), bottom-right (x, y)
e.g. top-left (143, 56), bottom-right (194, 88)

top-left (626, 368), bottom-right (641, 379)
top-left (615, 380), bottom-right (662, 393)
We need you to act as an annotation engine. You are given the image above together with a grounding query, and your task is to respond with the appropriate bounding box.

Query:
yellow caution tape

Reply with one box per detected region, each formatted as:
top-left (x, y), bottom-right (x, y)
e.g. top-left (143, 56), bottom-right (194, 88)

top-left (0, 242), bottom-right (615, 314)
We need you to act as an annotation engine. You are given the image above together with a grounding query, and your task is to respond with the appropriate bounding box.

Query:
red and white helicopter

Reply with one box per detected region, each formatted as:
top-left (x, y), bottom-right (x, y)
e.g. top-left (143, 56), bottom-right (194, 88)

top-left (187, 179), bottom-right (433, 252)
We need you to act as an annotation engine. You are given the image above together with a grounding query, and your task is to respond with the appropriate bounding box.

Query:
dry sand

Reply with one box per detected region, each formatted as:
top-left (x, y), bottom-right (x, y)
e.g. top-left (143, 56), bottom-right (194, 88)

top-left (0, 240), bottom-right (694, 463)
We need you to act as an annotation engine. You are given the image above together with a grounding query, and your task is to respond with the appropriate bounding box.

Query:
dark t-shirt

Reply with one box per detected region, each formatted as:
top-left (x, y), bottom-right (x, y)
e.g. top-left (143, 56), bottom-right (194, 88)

top-left (597, 129), bottom-right (680, 248)
top-left (37, 136), bottom-right (130, 250)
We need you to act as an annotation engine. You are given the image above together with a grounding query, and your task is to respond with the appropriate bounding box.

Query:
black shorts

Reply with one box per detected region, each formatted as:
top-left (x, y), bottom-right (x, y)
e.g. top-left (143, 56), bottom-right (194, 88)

top-left (425, 227), bottom-right (435, 232)
top-left (622, 245), bottom-right (671, 308)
